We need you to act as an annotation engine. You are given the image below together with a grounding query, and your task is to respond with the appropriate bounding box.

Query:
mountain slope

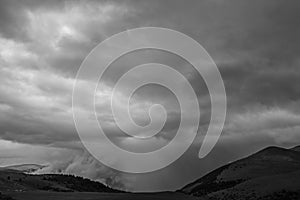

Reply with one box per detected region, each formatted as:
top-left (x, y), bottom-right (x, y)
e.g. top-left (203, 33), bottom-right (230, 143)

top-left (0, 169), bottom-right (120, 193)
top-left (291, 145), bottom-right (300, 152)
top-left (181, 146), bottom-right (300, 200)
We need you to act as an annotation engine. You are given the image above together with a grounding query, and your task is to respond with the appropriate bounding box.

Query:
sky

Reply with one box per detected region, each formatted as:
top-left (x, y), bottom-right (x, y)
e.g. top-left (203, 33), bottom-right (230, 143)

top-left (0, 0), bottom-right (300, 192)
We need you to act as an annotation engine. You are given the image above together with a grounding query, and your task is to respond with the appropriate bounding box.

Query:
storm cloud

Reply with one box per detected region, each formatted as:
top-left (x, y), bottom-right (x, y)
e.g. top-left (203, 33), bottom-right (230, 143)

top-left (0, 0), bottom-right (300, 192)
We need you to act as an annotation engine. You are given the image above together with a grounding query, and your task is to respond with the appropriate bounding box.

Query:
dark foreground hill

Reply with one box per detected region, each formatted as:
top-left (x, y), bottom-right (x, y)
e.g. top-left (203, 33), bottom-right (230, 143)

top-left (291, 145), bottom-right (300, 152)
top-left (4, 191), bottom-right (197, 200)
top-left (0, 168), bottom-right (196, 200)
top-left (181, 146), bottom-right (300, 200)
top-left (0, 169), bottom-right (119, 193)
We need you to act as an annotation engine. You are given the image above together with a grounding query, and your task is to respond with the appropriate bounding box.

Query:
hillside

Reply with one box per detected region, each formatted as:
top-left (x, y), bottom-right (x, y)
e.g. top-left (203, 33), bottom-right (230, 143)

top-left (181, 146), bottom-right (300, 200)
top-left (0, 167), bottom-right (197, 200)
top-left (291, 145), bottom-right (300, 152)
top-left (1, 145), bottom-right (300, 200)
top-left (0, 169), bottom-right (120, 193)
top-left (0, 169), bottom-right (196, 200)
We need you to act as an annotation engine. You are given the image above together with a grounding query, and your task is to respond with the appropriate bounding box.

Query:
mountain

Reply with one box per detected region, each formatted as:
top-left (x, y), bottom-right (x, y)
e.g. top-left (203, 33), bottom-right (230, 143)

top-left (181, 146), bottom-right (300, 200)
top-left (2, 145), bottom-right (300, 200)
top-left (291, 145), bottom-right (300, 152)
top-left (0, 169), bottom-right (196, 200)
top-left (0, 168), bottom-right (120, 193)
top-left (1, 164), bottom-right (46, 173)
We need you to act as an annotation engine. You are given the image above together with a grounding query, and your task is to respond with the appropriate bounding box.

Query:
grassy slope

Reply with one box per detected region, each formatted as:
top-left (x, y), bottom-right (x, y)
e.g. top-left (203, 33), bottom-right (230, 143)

top-left (0, 170), bottom-right (197, 200)
top-left (181, 146), bottom-right (300, 199)
top-left (0, 169), bottom-right (118, 193)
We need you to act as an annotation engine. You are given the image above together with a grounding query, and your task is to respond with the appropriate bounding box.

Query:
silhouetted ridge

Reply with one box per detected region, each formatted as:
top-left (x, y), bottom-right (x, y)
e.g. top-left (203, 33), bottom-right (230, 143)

top-left (291, 145), bottom-right (300, 152)
top-left (248, 146), bottom-right (300, 162)
top-left (0, 169), bottom-right (122, 193)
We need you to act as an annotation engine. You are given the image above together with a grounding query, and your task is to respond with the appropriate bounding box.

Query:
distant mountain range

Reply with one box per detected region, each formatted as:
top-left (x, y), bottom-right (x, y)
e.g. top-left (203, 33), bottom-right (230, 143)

top-left (1, 164), bottom-right (46, 174)
top-left (181, 145), bottom-right (300, 200)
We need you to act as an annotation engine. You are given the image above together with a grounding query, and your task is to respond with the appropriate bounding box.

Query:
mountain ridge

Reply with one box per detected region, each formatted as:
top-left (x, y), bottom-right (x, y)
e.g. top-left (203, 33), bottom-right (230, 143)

top-left (291, 145), bottom-right (300, 152)
top-left (181, 145), bottom-right (300, 200)
top-left (1, 145), bottom-right (300, 200)
top-left (1, 164), bottom-right (46, 174)
top-left (0, 169), bottom-right (121, 193)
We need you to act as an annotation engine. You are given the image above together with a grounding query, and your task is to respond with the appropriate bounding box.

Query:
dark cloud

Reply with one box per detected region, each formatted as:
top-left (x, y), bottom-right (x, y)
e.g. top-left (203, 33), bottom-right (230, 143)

top-left (0, 0), bottom-right (65, 41)
top-left (0, 0), bottom-right (30, 41)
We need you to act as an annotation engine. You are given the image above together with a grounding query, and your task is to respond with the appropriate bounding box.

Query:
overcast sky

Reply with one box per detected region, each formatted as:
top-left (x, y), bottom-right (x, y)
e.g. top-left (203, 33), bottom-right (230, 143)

top-left (0, 0), bottom-right (300, 192)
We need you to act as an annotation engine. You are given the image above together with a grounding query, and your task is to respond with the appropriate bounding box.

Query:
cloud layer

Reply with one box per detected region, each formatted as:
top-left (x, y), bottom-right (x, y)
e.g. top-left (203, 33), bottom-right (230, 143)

top-left (0, 0), bottom-right (300, 191)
